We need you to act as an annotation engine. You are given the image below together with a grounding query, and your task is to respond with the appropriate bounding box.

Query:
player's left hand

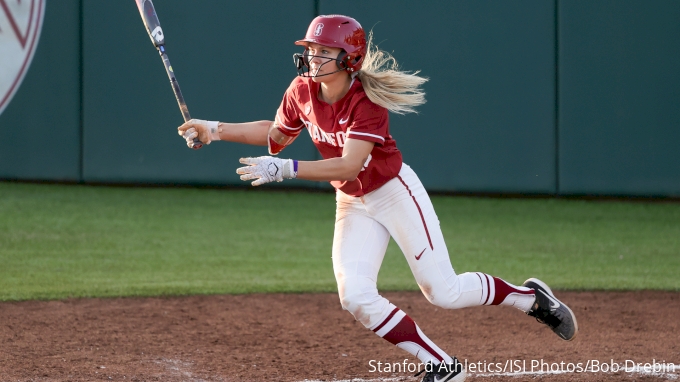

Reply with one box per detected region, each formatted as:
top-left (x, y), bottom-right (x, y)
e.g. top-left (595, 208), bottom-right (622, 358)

top-left (236, 156), bottom-right (298, 186)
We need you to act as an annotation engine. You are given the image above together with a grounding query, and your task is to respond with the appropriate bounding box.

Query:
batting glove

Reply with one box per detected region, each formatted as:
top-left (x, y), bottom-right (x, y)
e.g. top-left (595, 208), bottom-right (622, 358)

top-left (236, 156), bottom-right (298, 186)
top-left (177, 119), bottom-right (221, 147)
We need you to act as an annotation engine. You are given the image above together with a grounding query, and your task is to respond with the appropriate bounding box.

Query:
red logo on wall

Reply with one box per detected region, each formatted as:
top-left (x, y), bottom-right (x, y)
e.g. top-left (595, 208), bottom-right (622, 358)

top-left (0, 0), bottom-right (45, 116)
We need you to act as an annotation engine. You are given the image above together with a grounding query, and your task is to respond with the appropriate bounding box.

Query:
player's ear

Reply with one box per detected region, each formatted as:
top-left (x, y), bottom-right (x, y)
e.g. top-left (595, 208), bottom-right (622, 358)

top-left (293, 52), bottom-right (307, 73)
top-left (336, 50), bottom-right (349, 70)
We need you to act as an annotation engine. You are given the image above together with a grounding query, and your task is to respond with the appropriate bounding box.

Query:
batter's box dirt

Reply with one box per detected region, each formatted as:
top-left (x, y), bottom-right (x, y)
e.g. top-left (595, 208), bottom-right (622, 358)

top-left (1, 291), bottom-right (678, 381)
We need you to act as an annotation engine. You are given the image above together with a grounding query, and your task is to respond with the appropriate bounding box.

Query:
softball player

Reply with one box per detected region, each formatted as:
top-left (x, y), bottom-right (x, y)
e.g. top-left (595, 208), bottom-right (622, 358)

top-left (178, 15), bottom-right (577, 382)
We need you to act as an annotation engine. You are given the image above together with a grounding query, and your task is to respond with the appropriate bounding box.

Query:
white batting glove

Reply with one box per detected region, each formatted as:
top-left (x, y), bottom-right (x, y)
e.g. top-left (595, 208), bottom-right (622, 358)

top-left (236, 156), bottom-right (298, 186)
top-left (177, 119), bottom-right (220, 148)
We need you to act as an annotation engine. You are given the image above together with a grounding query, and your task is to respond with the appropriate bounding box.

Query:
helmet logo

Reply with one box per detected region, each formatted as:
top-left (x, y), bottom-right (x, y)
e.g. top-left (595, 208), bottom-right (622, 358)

top-left (314, 23), bottom-right (324, 36)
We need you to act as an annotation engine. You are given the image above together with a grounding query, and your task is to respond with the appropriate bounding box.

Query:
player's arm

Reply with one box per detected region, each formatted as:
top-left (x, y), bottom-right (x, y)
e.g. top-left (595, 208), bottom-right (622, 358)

top-left (296, 139), bottom-right (374, 182)
top-left (236, 139), bottom-right (374, 186)
top-left (177, 119), bottom-right (270, 146)
top-left (178, 80), bottom-right (302, 149)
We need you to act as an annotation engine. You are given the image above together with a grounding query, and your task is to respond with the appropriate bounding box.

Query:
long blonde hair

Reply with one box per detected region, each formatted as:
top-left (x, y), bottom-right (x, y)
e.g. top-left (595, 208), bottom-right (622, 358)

top-left (356, 32), bottom-right (428, 114)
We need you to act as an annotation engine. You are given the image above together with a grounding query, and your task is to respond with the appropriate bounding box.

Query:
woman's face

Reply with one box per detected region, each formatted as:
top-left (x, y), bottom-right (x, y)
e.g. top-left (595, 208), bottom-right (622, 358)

top-left (306, 43), bottom-right (346, 82)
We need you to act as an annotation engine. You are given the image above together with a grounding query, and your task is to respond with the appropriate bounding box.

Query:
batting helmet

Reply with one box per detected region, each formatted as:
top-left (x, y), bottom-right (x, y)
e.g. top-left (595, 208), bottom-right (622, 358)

top-left (294, 15), bottom-right (367, 73)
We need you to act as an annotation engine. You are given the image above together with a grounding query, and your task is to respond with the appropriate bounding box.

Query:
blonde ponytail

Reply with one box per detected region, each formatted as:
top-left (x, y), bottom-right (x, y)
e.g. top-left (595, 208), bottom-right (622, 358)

top-left (356, 32), bottom-right (428, 114)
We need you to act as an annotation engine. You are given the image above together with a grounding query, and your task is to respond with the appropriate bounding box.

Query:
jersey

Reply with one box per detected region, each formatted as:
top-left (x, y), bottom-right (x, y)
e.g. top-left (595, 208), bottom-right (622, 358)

top-left (275, 76), bottom-right (403, 196)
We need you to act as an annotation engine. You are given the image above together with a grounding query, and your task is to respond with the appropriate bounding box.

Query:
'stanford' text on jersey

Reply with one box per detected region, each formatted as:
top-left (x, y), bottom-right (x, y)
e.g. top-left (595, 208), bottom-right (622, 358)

top-left (276, 76), bottom-right (402, 196)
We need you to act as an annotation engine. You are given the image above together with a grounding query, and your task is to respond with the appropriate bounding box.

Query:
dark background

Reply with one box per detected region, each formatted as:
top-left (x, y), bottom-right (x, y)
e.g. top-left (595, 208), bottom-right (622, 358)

top-left (1, 0), bottom-right (678, 196)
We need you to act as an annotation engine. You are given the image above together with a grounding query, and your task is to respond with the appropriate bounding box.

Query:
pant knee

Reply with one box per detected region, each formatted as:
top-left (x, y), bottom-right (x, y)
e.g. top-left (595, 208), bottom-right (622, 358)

top-left (422, 289), bottom-right (461, 309)
top-left (419, 272), bottom-right (483, 310)
top-left (339, 293), bottom-right (366, 320)
top-left (419, 279), bottom-right (455, 309)
top-left (337, 277), bottom-right (386, 328)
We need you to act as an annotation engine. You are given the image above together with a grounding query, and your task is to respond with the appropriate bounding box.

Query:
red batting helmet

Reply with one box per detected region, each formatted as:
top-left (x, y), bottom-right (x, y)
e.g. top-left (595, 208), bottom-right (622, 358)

top-left (295, 15), bottom-right (367, 72)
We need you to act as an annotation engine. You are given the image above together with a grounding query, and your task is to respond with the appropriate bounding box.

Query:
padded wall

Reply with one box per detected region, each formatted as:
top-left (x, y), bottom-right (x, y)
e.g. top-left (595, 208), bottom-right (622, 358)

top-left (320, 0), bottom-right (557, 193)
top-left (81, 1), bottom-right (317, 186)
top-left (3, 1), bottom-right (679, 197)
top-left (558, 0), bottom-right (680, 196)
top-left (0, 0), bottom-right (81, 181)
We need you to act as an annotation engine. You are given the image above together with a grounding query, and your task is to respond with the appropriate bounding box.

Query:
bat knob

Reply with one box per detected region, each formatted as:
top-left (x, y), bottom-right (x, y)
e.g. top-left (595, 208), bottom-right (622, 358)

top-left (191, 137), bottom-right (203, 150)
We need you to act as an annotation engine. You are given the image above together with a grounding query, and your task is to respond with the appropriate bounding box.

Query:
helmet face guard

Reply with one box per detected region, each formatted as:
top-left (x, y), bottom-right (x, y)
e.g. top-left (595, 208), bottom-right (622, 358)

top-left (293, 50), bottom-right (351, 78)
top-left (294, 15), bottom-right (366, 77)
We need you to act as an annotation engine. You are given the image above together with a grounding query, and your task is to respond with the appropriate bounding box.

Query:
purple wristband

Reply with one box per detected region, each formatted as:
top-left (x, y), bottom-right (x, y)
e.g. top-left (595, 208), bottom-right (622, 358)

top-left (293, 160), bottom-right (298, 174)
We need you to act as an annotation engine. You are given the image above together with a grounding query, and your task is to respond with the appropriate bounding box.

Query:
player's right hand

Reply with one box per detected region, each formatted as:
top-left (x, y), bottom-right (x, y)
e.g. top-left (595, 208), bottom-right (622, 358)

top-left (177, 119), bottom-right (220, 147)
top-left (236, 156), bottom-right (297, 186)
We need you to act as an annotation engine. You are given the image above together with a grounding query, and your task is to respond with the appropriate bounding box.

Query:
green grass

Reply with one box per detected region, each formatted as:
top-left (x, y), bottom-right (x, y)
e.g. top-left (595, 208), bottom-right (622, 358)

top-left (0, 182), bottom-right (678, 301)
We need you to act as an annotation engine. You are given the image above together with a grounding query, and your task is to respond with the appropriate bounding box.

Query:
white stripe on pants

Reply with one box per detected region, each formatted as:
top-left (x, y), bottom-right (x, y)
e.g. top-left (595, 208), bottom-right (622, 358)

top-left (332, 163), bottom-right (487, 329)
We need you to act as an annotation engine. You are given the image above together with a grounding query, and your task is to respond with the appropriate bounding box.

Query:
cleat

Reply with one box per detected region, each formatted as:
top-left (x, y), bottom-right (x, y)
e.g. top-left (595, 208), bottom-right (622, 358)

top-left (414, 359), bottom-right (467, 382)
top-left (523, 278), bottom-right (578, 341)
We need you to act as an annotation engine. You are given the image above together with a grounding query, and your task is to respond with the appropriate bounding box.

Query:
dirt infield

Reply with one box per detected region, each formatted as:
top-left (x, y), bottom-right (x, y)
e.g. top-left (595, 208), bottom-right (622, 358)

top-left (1, 291), bottom-right (678, 381)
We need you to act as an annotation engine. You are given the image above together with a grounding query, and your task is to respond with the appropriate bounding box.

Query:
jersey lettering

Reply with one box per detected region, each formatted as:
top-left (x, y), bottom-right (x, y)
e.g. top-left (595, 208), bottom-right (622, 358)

top-left (310, 123), bottom-right (321, 141)
top-left (323, 130), bottom-right (336, 146)
top-left (318, 126), bottom-right (326, 142)
top-left (304, 120), bottom-right (340, 147)
top-left (278, 77), bottom-right (402, 196)
top-left (303, 120), bottom-right (313, 131)
top-left (336, 131), bottom-right (345, 147)
top-left (361, 153), bottom-right (372, 171)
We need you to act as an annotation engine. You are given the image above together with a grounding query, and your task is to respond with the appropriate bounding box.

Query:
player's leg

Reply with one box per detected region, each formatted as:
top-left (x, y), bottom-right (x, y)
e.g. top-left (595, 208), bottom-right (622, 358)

top-left (364, 164), bottom-right (535, 311)
top-left (366, 163), bottom-right (577, 340)
top-left (333, 190), bottom-right (464, 374)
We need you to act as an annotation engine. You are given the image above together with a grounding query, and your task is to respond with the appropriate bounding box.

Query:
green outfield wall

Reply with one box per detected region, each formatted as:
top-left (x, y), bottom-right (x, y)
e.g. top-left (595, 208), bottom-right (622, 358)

top-left (1, 1), bottom-right (678, 196)
top-left (321, 0), bottom-right (557, 194)
top-left (558, 0), bottom-right (680, 196)
top-left (0, 0), bottom-right (81, 181)
top-left (81, 0), bottom-right (319, 188)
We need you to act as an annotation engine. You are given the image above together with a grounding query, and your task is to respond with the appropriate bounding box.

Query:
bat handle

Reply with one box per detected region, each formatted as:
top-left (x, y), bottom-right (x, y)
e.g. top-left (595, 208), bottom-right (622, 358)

top-left (191, 137), bottom-right (203, 150)
top-left (178, 94), bottom-right (203, 150)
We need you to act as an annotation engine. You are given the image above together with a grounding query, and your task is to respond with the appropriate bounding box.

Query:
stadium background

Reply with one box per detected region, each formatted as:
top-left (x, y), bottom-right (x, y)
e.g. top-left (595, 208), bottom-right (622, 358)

top-left (1, 2), bottom-right (680, 381)
top-left (1, 0), bottom-right (679, 196)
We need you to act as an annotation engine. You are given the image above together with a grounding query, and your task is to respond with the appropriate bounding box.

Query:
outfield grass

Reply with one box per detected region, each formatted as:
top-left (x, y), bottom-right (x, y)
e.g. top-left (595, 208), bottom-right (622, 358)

top-left (0, 182), bottom-right (678, 300)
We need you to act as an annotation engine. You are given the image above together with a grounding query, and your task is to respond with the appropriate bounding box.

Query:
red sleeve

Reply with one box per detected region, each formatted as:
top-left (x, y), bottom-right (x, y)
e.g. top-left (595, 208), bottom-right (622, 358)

top-left (276, 79), bottom-right (305, 137)
top-left (345, 98), bottom-right (388, 145)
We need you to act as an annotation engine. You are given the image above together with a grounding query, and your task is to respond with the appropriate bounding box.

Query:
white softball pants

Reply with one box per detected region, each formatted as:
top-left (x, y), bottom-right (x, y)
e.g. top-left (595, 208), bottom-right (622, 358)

top-left (332, 163), bottom-right (489, 329)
